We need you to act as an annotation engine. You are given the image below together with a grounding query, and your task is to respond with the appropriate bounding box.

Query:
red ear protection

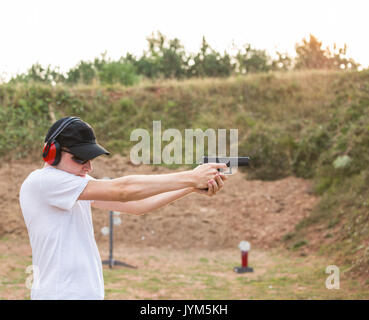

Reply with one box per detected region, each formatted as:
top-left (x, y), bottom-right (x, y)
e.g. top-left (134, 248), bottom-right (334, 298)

top-left (42, 140), bottom-right (61, 166)
top-left (42, 117), bottom-right (80, 166)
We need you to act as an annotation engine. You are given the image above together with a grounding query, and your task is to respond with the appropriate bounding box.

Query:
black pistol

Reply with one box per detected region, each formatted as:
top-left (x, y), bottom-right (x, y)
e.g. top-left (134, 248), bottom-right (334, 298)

top-left (202, 156), bottom-right (250, 175)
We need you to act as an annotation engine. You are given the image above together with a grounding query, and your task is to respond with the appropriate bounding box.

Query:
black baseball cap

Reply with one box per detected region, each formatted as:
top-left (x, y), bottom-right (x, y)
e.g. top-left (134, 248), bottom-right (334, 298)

top-left (45, 117), bottom-right (110, 160)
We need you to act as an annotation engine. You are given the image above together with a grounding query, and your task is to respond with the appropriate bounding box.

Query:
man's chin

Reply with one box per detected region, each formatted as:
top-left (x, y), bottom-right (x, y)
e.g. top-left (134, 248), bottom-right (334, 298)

top-left (77, 173), bottom-right (87, 177)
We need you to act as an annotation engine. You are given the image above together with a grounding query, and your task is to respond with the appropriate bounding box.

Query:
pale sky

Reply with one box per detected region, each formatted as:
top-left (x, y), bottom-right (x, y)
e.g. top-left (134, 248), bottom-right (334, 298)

top-left (1, 0), bottom-right (368, 80)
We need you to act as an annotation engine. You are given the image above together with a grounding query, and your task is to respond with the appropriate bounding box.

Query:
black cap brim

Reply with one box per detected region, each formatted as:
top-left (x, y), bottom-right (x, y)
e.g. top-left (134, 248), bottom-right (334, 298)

top-left (68, 143), bottom-right (110, 160)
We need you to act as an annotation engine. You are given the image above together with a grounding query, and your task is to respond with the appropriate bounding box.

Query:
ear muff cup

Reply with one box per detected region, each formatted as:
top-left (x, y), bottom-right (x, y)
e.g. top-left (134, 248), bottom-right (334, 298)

top-left (42, 140), bottom-right (61, 166)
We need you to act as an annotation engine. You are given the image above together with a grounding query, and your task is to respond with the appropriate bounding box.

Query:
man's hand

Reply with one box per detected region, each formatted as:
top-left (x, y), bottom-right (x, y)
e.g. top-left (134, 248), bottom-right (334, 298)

top-left (191, 163), bottom-right (228, 189)
top-left (193, 173), bottom-right (227, 197)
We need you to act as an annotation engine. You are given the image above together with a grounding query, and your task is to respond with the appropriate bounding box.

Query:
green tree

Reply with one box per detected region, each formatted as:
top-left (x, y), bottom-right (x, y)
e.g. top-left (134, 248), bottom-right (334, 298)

top-left (235, 44), bottom-right (272, 74)
top-left (98, 61), bottom-right (139, 86)
top-left (188, 37), bottom-right (234, 77)
top-left (125, 53), bottom-right (160, 79)
top-left (10, 63), bottom-right (65, 84)
top-left (144, 31), bottom-right (189, 79)
top-left (66, 61), bottom-right (96, 84)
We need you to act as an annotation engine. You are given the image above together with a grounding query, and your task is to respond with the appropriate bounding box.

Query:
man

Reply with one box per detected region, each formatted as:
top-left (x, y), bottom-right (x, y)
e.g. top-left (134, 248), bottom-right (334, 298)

top-left (19, 116), bottom-right (227, 300)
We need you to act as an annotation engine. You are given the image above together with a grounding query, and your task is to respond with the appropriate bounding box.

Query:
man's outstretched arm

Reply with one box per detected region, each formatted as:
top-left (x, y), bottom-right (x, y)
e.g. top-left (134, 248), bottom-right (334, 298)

top-left (79, 163), bottom-right (227, 202)
top-left (91, 174), bottom-right (226, 215)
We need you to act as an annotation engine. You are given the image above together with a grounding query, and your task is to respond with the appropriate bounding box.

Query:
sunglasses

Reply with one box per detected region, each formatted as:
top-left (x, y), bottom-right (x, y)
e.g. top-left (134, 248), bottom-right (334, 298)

top-left (61, 149), bottom-right (89, 164)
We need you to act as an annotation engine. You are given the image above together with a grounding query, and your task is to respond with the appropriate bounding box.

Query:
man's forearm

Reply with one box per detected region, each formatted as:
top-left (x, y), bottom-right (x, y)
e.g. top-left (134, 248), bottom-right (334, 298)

top-left (119, 187), bottom-right (195, 215)
top-left (112, 170), bottom-right (195, 202)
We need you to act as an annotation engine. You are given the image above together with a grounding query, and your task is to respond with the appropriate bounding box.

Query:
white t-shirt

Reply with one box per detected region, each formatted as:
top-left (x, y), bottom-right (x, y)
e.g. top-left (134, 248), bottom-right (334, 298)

top-left (19, 166), bottom-right (104, 300)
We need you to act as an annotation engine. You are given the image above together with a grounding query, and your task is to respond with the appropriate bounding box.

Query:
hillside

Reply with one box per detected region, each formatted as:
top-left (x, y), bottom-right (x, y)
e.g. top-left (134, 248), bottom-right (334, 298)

top-left (0, 69), bottom-right (369, 279)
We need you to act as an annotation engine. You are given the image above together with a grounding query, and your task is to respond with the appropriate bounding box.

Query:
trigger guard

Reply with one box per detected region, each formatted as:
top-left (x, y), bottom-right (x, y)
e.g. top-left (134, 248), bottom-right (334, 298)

top-left (218, 167), bottom-right (231, 174)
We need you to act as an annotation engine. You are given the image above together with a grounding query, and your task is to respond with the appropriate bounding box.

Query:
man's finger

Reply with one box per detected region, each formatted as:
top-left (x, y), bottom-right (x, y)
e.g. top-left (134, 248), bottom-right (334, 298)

top-left (215, 175), bottom-right (224, 188)
top-left (207, 181), bottom-right (214, 196)
top-left (218, 173), bottom-right (227, 181)
top-left (211, 179), bottom-right (219, 193)
top-left (208, 163), bottom-right (228, 169)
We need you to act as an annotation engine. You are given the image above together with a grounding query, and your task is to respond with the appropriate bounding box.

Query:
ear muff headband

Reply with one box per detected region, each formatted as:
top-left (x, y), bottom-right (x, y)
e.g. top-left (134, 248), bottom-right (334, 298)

top-left (45, 116), bottom-right (80, 143)
top-left (42, 116), bottom-right (81, 165)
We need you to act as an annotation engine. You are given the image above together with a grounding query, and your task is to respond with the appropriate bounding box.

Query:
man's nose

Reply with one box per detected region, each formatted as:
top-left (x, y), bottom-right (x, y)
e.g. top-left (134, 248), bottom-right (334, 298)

top-left (84, 160), bottom-right (92, 170)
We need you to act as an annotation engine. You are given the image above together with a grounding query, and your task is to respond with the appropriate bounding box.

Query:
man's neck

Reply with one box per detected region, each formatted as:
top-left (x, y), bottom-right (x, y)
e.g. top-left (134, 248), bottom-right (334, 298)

top-left (43, 163), bottom-right (57, 169)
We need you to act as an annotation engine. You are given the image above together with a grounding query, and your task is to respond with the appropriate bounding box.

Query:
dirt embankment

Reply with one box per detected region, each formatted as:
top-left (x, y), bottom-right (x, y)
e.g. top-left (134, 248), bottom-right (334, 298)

top-left (0, 154), bottom-right (319, 250)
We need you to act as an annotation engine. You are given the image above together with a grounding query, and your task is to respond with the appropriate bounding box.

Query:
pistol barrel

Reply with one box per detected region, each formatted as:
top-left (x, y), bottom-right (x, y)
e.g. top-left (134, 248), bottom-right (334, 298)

top-left (202, 156), bottom-right (250, 167)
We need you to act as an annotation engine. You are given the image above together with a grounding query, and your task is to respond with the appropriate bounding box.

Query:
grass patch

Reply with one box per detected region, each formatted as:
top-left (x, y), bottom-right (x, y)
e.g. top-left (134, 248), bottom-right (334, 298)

top-left (291, 240), bottom-right (308, 251)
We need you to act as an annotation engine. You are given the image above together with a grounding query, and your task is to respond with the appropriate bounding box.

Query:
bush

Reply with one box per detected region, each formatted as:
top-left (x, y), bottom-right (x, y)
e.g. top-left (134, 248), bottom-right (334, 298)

top-left (98, 62), bottom-right (139, 86)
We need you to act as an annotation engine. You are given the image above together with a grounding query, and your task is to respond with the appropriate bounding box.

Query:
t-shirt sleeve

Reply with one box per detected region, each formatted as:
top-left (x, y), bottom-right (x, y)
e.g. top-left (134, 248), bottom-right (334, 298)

top-left (41, 169), bottom-right (90, 211)
top-left (85, 174), bottom-right (97, 203)
top-left (85, 174), bottom-right (97, 181)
